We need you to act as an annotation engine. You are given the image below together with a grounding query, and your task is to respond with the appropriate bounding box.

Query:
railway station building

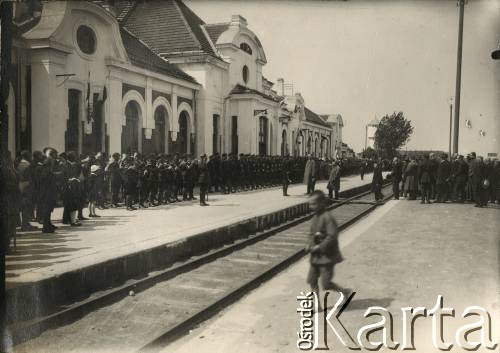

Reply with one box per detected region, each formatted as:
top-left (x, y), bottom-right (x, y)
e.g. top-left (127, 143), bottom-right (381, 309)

top-left (5, 0), bottom-right (342, 158)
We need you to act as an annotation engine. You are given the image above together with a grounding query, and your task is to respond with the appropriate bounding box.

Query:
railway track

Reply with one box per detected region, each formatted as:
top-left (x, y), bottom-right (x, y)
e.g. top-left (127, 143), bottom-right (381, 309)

top-left (10, 184), bottom-right (393, 353)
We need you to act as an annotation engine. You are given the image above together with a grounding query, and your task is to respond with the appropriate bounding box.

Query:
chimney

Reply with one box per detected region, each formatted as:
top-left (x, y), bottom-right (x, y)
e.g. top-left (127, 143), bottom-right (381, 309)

top-left (100, 0), bottom-right (117, 17)
top-left (230, 15), bottom-right (248, 28)
top-left (276, 78), bottom-right (284, 96)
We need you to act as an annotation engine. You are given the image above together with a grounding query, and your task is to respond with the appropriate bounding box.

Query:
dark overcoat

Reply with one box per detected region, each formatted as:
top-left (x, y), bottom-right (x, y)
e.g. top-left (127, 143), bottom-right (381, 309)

top-left (308, 210), bottom-right (343, 265)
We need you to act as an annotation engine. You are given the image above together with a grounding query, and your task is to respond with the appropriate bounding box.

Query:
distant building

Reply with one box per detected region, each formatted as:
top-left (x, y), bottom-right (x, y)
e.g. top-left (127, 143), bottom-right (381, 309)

top-left (275, 79), bottom-right (341, 159)
top-left (365, 116), bottom-right (379, 150)
top-left (340, 142), bottom-right (355, 158)
top-left (320, 114), bottom-right (344, 158)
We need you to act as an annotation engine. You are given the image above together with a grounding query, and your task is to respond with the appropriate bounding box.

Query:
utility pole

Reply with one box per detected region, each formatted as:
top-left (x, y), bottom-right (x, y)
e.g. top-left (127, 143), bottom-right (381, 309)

top-left (448, 97), bottom-right (453, 158)
top-left (453, 0), bottom-right (465, 154)
top-left (0, 0), bottom-right (14, 346)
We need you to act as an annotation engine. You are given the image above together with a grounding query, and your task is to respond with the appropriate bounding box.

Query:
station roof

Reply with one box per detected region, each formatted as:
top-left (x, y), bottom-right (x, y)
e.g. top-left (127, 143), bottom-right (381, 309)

top-left (304, 107), bottom-right (331, 127)
top-left (120, 27), bottom-right (197, 84)
top-left (118, 0), bottom-right (219, 59)
top-left (229, 84), bottom-right (281, 103)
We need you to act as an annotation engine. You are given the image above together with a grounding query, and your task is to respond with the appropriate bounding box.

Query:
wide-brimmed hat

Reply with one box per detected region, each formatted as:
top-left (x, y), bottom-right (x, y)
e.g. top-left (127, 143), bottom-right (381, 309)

top-left (90, 165), bottom-right (101, 173)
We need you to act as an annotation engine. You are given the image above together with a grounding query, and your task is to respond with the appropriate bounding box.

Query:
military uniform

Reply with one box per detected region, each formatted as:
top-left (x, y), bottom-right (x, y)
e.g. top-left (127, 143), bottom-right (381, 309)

top-left (282, 157), bottom-right (292, 196)
top-left (123, 159), bottom-right (138, 210)
top-left (436, 157), bottom-right (452, 202)
top-left (306, 208), bottom-right (343, 290)
top-left (106, 156), bottom-right (122, 206)
top-left (198, 155), bottom-right (210, 206)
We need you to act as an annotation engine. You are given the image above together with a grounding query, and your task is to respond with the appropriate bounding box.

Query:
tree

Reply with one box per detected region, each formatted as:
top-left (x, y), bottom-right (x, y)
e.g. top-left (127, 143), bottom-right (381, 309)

top-left (374, 112), bottom-right (413, 158)
top-left (361, 146), bottom-right (378, 160)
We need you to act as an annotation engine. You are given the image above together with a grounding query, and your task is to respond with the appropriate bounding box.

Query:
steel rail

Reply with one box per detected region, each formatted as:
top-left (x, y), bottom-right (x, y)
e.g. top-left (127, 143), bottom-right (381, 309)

top-left (9, 183), bottom-right (391, 349)
top-left (139, 186), bottom-right (394, 352)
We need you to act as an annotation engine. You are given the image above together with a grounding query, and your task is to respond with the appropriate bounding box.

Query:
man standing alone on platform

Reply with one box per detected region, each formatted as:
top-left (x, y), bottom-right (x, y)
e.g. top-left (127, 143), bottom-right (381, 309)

top-left (390, 157), bottom-right (402, 200)
top-left (198, 154), bottom-right (210, 206)
top-left (282, 155), bottom-right (292, 196)
top-left (303, 154), bottom-right (317, 194)
top-left (306, 190), bottom-right (350, 297)
top-left (372, 160), bottom-right (384, 202)
top-left (327, 160), bottom-right (341, 200)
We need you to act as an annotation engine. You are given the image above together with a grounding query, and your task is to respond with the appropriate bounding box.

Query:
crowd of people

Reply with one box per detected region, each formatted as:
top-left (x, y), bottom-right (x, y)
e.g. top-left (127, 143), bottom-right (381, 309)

top-left (387, 152), bottom-right (500, 206)
top-left (2, 148), bottom-right (369, 252)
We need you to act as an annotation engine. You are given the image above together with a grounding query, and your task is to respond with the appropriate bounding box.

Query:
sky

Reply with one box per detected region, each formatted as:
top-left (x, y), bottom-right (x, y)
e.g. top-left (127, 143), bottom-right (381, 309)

top-left (186, 0), bottom-right (500, 155)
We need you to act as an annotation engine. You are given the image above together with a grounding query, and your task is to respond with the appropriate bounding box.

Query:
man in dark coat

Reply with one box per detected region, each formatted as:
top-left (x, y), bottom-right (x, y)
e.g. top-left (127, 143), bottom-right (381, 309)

top-left (282, 155), bottom-right (292, 196)
top-left (418, 154), bottom-right (433, 204)
top-left (123, 157), bottom-right (138, 211)
top-left (306, 190), bottom-right (350, 295)
top-left (198, 154), bottom-right (210, 206)
top-left (3, 151), bottom-right (21, 251)
top-left (429, 153), bottom-right (439, 200)
top-left (468, 152), bottom-right (483, 206)
top-left (391, 157), bottom-right (403, 200)
top-left (39, 148), bottom-right (60, 233)
top-left (221, 153), bottom-right (230, 194)
top-left (16, 150), bottom-right (38, 231)
top-left (106, 153), bottom-right (122, 207)
top-left (372, 160), bottom-right (384, 202)
top-left (327, 160), bottom-right (341, 200)
top-left (451, 154), bottom-right (468, 203)
top-left (436, 154), bottom-right (452, 202)
top-left (303, 154), bottom-right (317, 194)
top-left (360, 160), bottom-right (367, 180)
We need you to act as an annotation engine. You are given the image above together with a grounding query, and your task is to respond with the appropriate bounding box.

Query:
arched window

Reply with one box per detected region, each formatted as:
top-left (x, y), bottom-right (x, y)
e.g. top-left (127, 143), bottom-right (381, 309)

top-left (153, 106), bottom-right (167, 154)
top-left (240, 42), bottom-right (252, 55)
top-left (259, 116), bottom-right (268, 156)
top-left (281, 130), bottom-right (288, 156)
top-left (122, 101), bottom-right (140, 153)
top-left (242, 65), bottom-right (249, 84)
top-left (179, 111), bottom-right (189, 155)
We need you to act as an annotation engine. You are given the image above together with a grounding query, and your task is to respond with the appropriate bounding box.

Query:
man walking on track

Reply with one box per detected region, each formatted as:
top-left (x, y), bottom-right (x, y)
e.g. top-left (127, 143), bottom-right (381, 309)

top-left (306, 190), bottom-right (351, 299)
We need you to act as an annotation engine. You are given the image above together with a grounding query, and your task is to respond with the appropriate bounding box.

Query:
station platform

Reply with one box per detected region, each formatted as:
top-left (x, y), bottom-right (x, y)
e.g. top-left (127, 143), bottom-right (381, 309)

top-left (6, 173), bottom-right (381, 317)
top-left (165, 199), bottom-right (499, 353)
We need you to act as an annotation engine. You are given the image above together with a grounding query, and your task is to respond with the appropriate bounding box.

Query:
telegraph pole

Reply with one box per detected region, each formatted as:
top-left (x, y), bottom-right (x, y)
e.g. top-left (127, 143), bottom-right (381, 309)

top-left (0, 0), bottom-right (14, 343)
top-left (448, 97), bottom-right (453, 158)
top-left (452, 0), bottom-right (465, 154)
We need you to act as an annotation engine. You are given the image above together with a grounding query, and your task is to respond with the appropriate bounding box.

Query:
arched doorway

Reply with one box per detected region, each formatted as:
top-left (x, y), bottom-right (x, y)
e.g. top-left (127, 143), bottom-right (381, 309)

top-left (212, 114), bottom-right (220, 154)
top-left (321, 137), bottom-right (328, 159)
top-left (178, 111), bottom-right (189, 155)
top-left (152, 106), bottom-right (167, 154)
top-left (306, 135), bottom-right (312, 155)
top-left (122, 100), bottom-right (140, 154)
top-left (296, 131), bottom-right (304, 156)
top-left (258, 116), bottom-right (268, 156)
top-left (269, 123), bottom-right (273, 155)
top-left (281, 129), bottom-right (288, 156)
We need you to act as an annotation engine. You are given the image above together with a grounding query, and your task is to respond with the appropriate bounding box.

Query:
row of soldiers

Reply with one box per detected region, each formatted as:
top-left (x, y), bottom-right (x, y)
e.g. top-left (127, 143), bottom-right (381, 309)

top-left (8, 149), bottom-right (335, 236)
top-left (389, 152), bottom-right (500, 206)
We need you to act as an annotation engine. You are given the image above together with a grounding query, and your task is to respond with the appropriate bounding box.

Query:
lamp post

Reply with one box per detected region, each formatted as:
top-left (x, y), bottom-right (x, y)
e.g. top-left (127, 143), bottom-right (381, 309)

top-left (453, 0), bottom-right (465, 154)
top-left (448, 97), bottom-right (454, 158)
